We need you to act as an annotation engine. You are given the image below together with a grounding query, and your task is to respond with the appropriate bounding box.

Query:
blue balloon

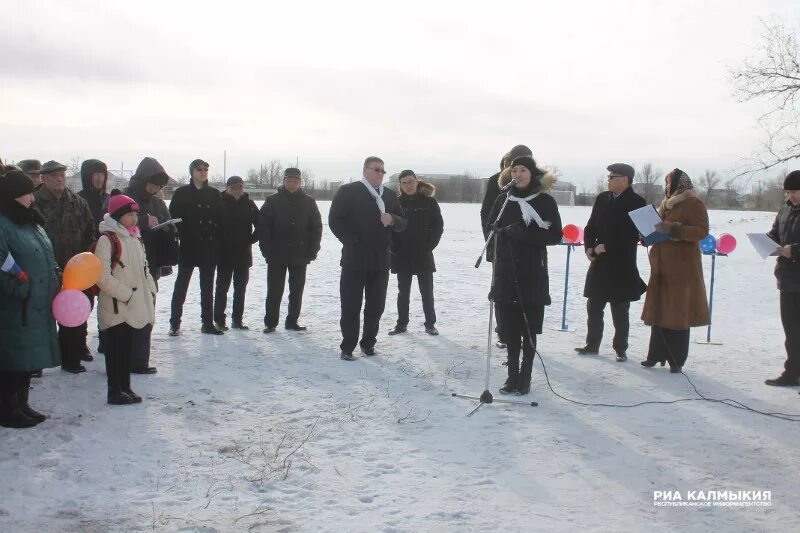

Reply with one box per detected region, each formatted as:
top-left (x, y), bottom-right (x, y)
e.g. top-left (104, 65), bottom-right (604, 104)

top-left (700, 234), bottom-right (717, 254)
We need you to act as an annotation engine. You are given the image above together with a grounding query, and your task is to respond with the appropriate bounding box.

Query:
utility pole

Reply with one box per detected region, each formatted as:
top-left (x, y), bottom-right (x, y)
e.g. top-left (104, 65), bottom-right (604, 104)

top-left (223, 150), bottom-right (227, 180)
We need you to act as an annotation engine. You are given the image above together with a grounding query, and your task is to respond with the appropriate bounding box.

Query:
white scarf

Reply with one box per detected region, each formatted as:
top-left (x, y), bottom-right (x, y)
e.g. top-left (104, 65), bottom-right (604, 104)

top-left (507, 193), bottom-right (551, 229)
top-left (360, 178), bottom-right (385, 213)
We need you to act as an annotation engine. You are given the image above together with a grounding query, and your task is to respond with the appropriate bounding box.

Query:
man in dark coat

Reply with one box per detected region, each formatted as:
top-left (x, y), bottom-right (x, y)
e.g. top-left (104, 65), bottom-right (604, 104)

top-left (259, 168), bottom-right (322, 333)
top-left (77, 159), bottom-right (109, 233)
top-left (33, 160), bottom-right (95, 372)
top-left (168, 159), bottom-right (226, 335)
top-left (389, 171), bottom-right (443, 335)
top-left (122, 157), bottom-right (172, 374)
top-left (214, 176), bottom-right (260, 330)
top-left (765, 170), bottom-right (800, 387)
top-left (329, 156), bottom-right (407, 360)
top-left (576, 163), bottom-right (647, 362)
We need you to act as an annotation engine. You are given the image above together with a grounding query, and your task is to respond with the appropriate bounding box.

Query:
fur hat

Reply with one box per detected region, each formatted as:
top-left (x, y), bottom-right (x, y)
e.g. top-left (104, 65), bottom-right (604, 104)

top-left (784, 170), bottom-right (800, 191)
top-left (284, 168), bottom-right (302, 179)
top-left (17, 159), bottom-right (42, 176)
top-left (107, 191), bottom-right (139, 220)
top-left (502, 145), bottom-right (533, 168)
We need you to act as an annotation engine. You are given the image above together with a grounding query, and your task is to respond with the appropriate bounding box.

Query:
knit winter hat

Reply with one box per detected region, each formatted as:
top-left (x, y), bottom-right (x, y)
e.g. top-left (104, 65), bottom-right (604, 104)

top-left (502, 144), bottom-right (533, 168)
top-left (784, 170), bottom-right (800, 191)
top-left (107, 191), bottom-right (139, 220)
top-left (0, 169), bottom-right (35, 199)
top-left (509, 156), bottom-right (544, 178)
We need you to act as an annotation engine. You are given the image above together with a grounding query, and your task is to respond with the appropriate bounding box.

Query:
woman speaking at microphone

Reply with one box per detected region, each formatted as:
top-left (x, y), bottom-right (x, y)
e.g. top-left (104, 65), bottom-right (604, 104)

top-left (486, 156), bottom-right (562, 395)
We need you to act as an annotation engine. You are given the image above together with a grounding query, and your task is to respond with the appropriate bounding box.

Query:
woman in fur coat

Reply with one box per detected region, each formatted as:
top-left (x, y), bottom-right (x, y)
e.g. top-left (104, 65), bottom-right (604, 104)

top-left (641, 169), bottom-right (710, 372)
top-left (486, 156), bottom-right (563, 395)
top-left (95, 192), bottom-right (157, 404)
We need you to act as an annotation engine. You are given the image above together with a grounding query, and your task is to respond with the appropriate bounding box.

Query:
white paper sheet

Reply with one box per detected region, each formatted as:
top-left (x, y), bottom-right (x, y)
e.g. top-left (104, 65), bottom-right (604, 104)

top-left (746, 233), bottom-right (781, 259)
top-left (151, 218), bottom-right (182, 231)
top-left (628, 205), bottom-right (662, 236)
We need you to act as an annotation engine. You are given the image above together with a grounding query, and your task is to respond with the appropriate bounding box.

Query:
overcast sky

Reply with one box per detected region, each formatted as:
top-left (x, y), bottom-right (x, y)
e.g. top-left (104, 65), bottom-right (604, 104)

top-left (2, 0), bottom-right (799, 188)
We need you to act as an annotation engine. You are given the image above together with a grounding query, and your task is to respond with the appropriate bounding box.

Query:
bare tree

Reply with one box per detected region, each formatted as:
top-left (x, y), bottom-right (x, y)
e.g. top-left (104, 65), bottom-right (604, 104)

top-left (635, 162), bottom-right (663, 205)
top-left (594, 175), bottom-right (606, 194)
top-left (67, 155), bottom-right (81, 177)
top-left (696, 169), bottom-right (721, 205)
top-left (732, 19), bottom-right (800, 174)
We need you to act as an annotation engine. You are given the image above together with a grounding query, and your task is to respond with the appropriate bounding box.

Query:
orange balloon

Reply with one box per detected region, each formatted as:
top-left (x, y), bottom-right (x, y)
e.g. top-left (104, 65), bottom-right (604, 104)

top-left (62, 252), bottom-right (102, 291)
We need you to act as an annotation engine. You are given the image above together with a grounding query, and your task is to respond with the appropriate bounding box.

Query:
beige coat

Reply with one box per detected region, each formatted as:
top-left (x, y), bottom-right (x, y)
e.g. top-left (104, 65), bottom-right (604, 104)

top-left (95, 214), bottom-right (157, 331)
top-left (641, 189), bottom-right (710, 330)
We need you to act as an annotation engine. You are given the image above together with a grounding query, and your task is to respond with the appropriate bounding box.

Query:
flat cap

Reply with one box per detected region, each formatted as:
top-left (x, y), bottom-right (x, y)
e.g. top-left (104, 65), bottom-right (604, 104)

top-left (40, 160), bottom-right (67, 174)
top-left (607, 163), bottom-right (635, 180)
top-left (226, 175), bottom-right (244, 186)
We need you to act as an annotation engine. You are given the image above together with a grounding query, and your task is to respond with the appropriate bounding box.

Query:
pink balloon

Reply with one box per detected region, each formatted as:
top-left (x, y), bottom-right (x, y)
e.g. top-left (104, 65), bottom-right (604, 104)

top-left (576, 226), bottom-right (585, 244)
top-left (717, 233), bottom-right (737, 255)
top-left (52, 289), bottom-right (92, 327)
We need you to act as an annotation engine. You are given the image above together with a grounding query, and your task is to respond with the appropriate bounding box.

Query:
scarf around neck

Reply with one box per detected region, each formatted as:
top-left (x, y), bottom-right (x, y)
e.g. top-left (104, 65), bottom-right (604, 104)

top-left (360, 178), bottom-right (385, 213)
top-left (507, 192), bottom-right (551, 229)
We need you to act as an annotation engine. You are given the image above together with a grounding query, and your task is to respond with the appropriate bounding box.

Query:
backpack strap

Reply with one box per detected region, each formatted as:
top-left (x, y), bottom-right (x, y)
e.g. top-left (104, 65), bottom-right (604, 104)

top-left (100, 231), bottom-right (125, 269)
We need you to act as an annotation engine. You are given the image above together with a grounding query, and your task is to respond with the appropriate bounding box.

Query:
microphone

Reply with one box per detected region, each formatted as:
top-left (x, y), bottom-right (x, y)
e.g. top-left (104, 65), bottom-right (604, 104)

top-left (500, 178), bottom-right (518, 192)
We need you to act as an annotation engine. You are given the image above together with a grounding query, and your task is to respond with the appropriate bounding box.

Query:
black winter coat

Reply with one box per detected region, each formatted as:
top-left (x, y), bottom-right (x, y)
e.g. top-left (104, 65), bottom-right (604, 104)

top-left (768, 201), bottom-right (800, 292)
top-left (259, 187), bottom-right (322, 266)
top-left (329, 181), bottom-right (408, 271)
top-left (220, 192), bottom-right (260, 268)
top-left (124, 158), bottom-right (173, 274)
top-left (391, 182), bottom-right (443, 274)
top-left (76, 159), bottom-right (108, 234)
top-left (480, 171), bottom-right (502, 239)
top-left (169, 181), bottom-right (225, 267)
top-left (487, 184), bottom-right (563, 307)
top-left (583, 187), bottom-right (648, 302)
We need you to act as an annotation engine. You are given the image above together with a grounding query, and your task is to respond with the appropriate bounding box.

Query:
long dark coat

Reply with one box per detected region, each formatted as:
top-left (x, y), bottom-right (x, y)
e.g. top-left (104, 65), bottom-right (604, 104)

top-left (0, 209), bottom-right (61, 372)
top-left (329, 181), bottom-right (408, 271)
top-left (169, 181), bottom-right (225, 267)
top-left (583, 187), bottom-right (648, 302)
top-left (124, 158), bottom-right (173, 274)
top-left (768, 201), bottom-right (800, 292)
top-left (487, 183), bottom-right (563, 307)
top-left (641, 189), bottom-right (710, 330)
top-left (391, 181), bottom-right (444, 274)
top-left (259, 187), bottom-right (322, 266)
top-left (480, 171), bottom-right (502, 239)
top-left (220, 191), bottom-right (260, 268)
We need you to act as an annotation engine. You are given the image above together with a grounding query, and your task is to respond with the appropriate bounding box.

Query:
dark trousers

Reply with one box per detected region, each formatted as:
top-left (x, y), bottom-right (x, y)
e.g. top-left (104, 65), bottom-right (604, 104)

top-left (59, 321), bottom-right (88, 369)
top-left (396, 271), bottom-right (436, 328)
top-left (264, 264), bottom-right (307, 328)
top-left (496, 302), bottom-right (542, 385)
top-left (780, 291), bottom-right (800, 379)
top-left (339, 268), bottom-right (389, 353)
top-left (170, 264), bottom-right (215, 328)
top-left (646, 326), bottom-right (690, 369)
top-left (585, 299), bottom-right (631, 354)
top-left (130, 324), bottom-right (153, 371)
top-left (105, 323), bottom-right (135, 394)
top-left (214, 263), bottom-right (250, 325)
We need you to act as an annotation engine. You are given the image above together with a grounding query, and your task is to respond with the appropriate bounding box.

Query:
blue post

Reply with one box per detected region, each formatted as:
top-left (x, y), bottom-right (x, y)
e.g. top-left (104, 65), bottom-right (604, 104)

top-left (706, 253), bottom-right (719, 343)
top-left (561, 244), bottom-right (572, 331)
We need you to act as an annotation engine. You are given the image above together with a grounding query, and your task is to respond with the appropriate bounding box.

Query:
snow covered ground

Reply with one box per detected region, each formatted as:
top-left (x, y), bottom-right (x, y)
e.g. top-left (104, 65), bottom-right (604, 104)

top-left (1, 202), bottom-right (799, 532)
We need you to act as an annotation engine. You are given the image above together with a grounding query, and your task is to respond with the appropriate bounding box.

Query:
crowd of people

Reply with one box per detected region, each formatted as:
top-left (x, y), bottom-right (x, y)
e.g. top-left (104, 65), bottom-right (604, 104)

top-left (1, 147), bottom-right (798, 429)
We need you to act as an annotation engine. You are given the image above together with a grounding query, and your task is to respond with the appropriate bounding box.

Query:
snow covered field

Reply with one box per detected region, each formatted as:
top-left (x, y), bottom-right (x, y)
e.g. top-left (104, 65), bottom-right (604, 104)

top-left (1, 202), bottom-right (799, 532)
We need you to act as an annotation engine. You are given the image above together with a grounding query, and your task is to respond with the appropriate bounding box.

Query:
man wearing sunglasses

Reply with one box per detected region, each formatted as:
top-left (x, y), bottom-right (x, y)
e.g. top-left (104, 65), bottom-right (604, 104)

top-left (329, 156), bottom-right (408, 360)
top-left (576, 163), bottom-right (647, 362)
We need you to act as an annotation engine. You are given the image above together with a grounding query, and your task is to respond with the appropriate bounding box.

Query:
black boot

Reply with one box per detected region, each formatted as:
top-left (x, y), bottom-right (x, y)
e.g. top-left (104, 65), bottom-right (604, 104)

top-left (121, 349), bottom-right (142, 404)
top-left (499, 376), bottom-right (517, 394)
top-left (17, 374), bottom-right (46, 423)
top-left (517, 354), bottom-right (534, 395)
top-left (0, 374), bottom-right (39, 428)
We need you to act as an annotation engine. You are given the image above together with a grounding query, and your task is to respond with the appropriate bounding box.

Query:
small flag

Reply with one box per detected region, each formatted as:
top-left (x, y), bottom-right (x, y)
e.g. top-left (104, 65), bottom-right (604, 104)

top-left (1, 253), bottom-right (29, 282)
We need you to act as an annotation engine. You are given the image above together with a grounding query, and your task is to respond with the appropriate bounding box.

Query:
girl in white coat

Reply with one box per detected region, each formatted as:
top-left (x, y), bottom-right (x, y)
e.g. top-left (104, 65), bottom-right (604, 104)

top-left (95, 193), bottom-right (157, 405)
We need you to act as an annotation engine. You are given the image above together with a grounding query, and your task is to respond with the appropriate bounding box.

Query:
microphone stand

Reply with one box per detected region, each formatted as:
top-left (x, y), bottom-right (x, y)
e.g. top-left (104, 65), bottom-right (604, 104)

top-left (453, 189), bottom-right (538, 415)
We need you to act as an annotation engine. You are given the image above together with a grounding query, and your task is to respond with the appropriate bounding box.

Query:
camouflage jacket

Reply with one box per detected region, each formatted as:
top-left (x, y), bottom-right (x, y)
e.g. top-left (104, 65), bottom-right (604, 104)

top-left (33, 186), bottom-right (95, 268)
